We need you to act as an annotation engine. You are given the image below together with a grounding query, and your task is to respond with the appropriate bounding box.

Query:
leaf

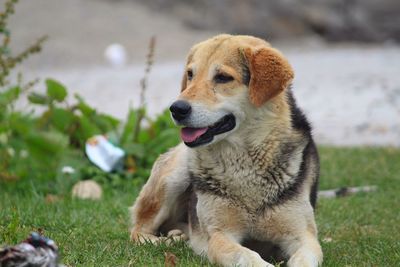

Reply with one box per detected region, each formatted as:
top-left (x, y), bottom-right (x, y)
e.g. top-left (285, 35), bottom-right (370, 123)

top-left (151, 109), bottom-right (175, 135)
top-left (28, 92), bottom-right (48, 105)
top-left (0, 86), bottom-right (20, 106)
top-left (164, 252), bottom-right (177, 267)
top-left (8, 112), bottom-right (35, 134)
top-left (0, 171), bottom-right (19, 181)
top-left (74, 94), bottom-right (95, 116)
top-left (46, 79), bottom-right (67, 102)
top-left (143, 128), bottom-right (179, 166)
top-left (75, 115), bottom-right (102, 142)
top-left (92, 113), bottom-right (120, 133)
top-left (24, 130), bottom-right (68, 158)
top-left (137, 128), bottom-right (151, 144)
top-left (145, 128), bottom-right (179, 153)
top-left (50, 108), bottom-right (75, 132)
top-left (123, 143), bottom-right (145, 159)
top-left (98, 114), bottom-right (119, 128)
top-left (45, 194), bottom-right (62, 204)
top-left (125, 155), bottom-right (137, 174)
top-left (36, 110), bottom-right (52, 129)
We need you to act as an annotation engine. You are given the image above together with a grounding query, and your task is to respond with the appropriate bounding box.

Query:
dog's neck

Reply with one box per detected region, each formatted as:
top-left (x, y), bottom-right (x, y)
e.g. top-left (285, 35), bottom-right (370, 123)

top-left (187, 93), bottom-right (308, 210)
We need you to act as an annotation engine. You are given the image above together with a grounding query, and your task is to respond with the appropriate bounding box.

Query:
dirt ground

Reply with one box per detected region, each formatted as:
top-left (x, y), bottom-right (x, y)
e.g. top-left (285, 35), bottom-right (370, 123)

top-left (8, 0), bottom-right (400, 146)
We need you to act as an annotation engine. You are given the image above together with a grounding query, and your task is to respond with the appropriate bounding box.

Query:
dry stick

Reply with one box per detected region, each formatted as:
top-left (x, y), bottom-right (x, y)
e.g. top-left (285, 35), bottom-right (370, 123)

top-left (133, 36), bottom-right (156, 142)
top-left (318, 185), bottom-right (377, 199)
top-left (6, 36), bottom-right (47, 68)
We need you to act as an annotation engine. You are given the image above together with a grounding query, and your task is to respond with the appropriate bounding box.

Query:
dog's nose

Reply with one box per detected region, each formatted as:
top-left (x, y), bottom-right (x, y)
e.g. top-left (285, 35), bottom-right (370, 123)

top-left (170, 100), bottom-right (192, 121)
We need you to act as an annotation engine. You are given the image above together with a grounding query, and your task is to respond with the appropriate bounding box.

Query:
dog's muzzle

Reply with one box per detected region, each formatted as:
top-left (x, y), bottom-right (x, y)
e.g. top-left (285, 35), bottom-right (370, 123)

top-left (180, 114), bottom-right (236, 147)
top-left (169, 100), bottom-right (236, 147)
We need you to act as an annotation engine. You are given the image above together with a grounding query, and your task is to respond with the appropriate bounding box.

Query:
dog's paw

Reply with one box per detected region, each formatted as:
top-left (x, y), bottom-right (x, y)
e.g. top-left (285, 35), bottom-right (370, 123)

top-left (165, 229), bottom-right (188, 245)
top-left (287, 249), bottom-right (320, 267)
top-left (167, 229), bottom-right (188, 239)
top-left (237, 249), bottom-right (274, 267)
top-left (130, 229), bottom-right (188, 246)
top-left (130, 231), bottom-right (166, 245)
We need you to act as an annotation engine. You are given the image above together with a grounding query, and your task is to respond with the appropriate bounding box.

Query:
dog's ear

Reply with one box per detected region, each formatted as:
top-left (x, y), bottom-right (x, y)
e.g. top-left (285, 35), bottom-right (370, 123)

top-left (242, 46), bottom-right (294, 107)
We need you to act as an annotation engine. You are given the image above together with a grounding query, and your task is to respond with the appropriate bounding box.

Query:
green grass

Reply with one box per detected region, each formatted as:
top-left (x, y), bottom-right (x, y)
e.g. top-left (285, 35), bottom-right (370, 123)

top-left (1, 146), bottom-right (399, 266)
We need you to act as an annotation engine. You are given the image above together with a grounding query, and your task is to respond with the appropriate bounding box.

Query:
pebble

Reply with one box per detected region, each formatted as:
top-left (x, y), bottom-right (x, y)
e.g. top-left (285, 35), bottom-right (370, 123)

top-left (72, 180), bottom-right (102, 200)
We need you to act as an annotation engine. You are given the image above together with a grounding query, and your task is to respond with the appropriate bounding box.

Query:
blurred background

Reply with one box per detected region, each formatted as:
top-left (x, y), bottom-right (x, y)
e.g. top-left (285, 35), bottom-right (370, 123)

top-left (9, 0), bottom-right (400, 146)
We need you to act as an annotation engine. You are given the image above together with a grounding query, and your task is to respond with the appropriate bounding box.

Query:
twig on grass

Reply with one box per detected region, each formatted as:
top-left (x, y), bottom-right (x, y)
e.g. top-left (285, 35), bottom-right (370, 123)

top-left (318, 185), bottom-right (377, 199)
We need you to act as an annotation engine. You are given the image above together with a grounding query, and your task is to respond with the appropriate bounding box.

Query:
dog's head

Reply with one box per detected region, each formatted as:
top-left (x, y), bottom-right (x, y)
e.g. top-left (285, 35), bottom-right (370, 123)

top-left (170, 34), bottom-right (294, 148)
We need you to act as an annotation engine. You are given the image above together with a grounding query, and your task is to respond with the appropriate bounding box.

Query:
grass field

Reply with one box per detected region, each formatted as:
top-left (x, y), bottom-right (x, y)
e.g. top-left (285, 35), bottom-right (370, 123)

top-left (1, 146), bottom-right (399, 266)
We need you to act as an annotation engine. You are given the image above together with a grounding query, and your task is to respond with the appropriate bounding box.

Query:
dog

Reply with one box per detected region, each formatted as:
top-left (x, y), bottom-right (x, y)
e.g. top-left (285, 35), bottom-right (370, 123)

top-left (129, 34), bottom-right (323, 267)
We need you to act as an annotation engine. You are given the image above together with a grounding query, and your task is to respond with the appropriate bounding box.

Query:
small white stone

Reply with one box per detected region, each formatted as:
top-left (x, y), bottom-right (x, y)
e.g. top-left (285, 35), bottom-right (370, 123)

top-left (62, 166), bottom-right (75, 174)
top-left (72, 180), bottom-right (102, 200)
top-left (322, 237), bottom-right (333, 243)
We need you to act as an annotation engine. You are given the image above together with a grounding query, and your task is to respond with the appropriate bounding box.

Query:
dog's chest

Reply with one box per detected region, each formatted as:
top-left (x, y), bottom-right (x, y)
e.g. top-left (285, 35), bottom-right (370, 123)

top-left (189, 144), bottom-right (299, 211)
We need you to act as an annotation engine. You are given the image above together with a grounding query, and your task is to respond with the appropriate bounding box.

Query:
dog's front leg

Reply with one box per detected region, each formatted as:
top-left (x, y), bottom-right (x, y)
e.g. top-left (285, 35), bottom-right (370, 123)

top-left (130, 144), bottom-right (190, 245)
top-left (285, 231), bottom-right (323, 267)
top-left (207, 232), bottom-right (274, 267)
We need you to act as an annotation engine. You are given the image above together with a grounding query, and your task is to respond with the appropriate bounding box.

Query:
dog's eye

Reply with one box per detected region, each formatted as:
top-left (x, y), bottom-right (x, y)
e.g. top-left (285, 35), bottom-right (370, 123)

top-left (187, 70), bottom-right (193, 81)
top-left (214, 73), bottom-right (234, 83)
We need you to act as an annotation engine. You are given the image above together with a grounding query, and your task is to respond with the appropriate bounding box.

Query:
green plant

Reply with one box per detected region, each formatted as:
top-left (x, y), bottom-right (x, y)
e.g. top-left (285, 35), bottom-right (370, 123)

top-left (28, 79), bottom-right (120, 148)
top-left (118, 37), bottom-right (180, 176)
top-left (121, 108), bottom-right (180, 177)
top-left (0, 0), bottom-right (180, 185)
top-left (0, 0), bottom-right (50, 180)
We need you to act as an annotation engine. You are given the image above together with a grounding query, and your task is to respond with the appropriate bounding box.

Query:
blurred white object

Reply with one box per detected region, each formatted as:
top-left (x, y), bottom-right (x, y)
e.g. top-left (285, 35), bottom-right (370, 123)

top-left (61, 166), bottom-right (75, 174)
top-left (72, 180), bottom-right (102, 200)
top-left (85, 135), bottom-right (125, 172)
top-left (104, 43), bottom-right (127, 67)
top-left (20, 149), bottom-right (29, 158)
top-left (0, 133), bottom-right (8, 144)
top-left (6, 147), bottom-right (15, 157)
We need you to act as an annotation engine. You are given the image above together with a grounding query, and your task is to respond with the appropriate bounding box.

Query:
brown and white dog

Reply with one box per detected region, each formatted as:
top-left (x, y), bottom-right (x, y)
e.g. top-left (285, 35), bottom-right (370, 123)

top-left (129, 34), bottom-right (323, 267)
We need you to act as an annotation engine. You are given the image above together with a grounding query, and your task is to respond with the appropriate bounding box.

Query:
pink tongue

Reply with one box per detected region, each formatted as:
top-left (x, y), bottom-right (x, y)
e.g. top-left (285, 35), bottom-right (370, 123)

top-left (181, 127), bottom-right (208, 143)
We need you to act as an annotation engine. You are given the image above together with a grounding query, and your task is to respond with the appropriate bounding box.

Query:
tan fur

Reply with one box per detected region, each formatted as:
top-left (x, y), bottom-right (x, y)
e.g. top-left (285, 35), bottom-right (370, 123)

top-left (130, 34), bottom-right (322, 267)
top-left (133, 154), bottom-right (171, 227)
top-left (130, 145), bottom-right (190, 242)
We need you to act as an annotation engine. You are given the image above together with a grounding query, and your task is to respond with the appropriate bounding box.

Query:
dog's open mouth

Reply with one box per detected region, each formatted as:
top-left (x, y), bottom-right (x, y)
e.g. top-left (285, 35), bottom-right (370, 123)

top-left (180, 114), bottom-right (236, 147)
